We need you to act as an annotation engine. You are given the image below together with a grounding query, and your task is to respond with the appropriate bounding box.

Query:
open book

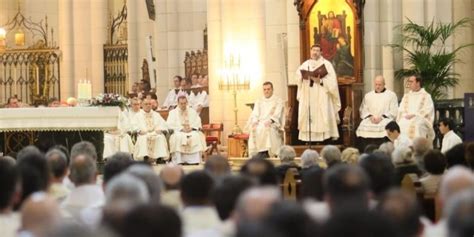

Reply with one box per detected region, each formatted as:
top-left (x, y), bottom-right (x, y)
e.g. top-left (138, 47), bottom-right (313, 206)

top-left (300, 64), bottom-right (328, 87)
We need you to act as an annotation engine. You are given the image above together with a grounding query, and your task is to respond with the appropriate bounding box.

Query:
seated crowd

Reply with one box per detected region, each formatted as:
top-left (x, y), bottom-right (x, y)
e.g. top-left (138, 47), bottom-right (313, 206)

top-left (1, 137), bottom-right (474, 237)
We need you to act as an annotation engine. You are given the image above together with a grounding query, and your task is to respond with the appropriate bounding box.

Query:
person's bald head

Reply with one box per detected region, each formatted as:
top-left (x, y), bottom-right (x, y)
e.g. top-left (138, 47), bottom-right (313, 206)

top-left (374, 75), bottom-right (385, 93)
top-left (160, 165), bottom-right (184, 190)
top-left (235, 186), bottom-right (281, 223)
top-left (21, 192), bottom-right (60, 237)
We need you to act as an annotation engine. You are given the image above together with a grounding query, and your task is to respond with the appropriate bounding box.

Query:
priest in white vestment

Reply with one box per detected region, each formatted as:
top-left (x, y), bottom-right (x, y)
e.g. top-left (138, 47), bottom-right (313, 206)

top-left (246, 81), bottom-right (284, 158)
top-left (167, 95), bottom-right (206, 164)
top-left (190, 88), bottom-right (209, 114)
top-left (128, 97), bottom-right (143, 133)
top-left (134, 98), bottom-right (169, 161)
top-left (103, 108), bottom-right (134, 158)
top-left (162, 76), bottom-right (183, 109)
top-left (356, 75), bottom-right (398, 138)
top-left (439, 118), bottom-right (462, 153)
top-left (296, 44), bottom-right (341, 141)
top-left (397, 75), bottom-right (435, 141)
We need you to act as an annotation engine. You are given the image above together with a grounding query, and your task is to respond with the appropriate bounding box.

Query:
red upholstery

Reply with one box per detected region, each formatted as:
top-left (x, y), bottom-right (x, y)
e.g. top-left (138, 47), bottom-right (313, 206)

top-left (233, 133), bottom-right (249, 140)
top-left (206, 136), bottom-right (219, 142)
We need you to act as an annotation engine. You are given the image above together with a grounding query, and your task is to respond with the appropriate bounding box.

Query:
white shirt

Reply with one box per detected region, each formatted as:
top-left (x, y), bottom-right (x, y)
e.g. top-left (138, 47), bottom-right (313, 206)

top-left (0, 212), bottom-right (20, 237)
top-left (61, 184), bottom-right (105, 226)
top-left (181, 206), bottom-right (221, 237)
top-left (393, 134), bottom-right (412, 149)
top-left (441, 130), bottom-right (462, 153)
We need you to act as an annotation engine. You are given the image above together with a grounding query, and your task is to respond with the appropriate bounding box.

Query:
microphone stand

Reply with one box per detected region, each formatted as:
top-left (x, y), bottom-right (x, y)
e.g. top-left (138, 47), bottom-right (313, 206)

top-left (307, 63), bottom-right (312, 149)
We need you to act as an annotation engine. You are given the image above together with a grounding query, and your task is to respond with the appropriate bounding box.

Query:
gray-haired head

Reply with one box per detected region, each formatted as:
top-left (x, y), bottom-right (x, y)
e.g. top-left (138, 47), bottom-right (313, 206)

top-left (445, 189), bottom-right (474, 237)
top-left (70, 141), bottom-right (97, 161)
top-left (278, 145), bottom-right (296, 164)
top-left (391, 146), bottom-right (414, 166)
top-left (45, 149), bottom-right (68, 180)
top-left (0, 155), bottom-right (16, 166)
top-left (69, 155), bottom-right (97, 186)
top-left (301, 149), bottom-right (319, 168)
top-left (126, 164), bottom-right (161, 203)
top-left (105, 173), bottom-right (150, 209)
top-left (321, 145), bottom-right (341, 167)
top-left (412, 137), bottom-right (432, 156)
top-left (378, 142), bottom-right (394, 158)
top-left (440, 166), bottom-right (474, 203)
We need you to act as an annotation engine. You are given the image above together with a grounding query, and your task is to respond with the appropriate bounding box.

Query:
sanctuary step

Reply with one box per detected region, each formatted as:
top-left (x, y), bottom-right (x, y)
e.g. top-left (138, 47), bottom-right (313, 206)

top-left (228, 157), bottom-right (302, 171)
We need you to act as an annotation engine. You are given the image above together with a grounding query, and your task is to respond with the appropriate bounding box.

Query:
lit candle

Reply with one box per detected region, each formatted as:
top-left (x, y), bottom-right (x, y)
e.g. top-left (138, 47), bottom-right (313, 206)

top-left (86, 80), bottom-right (92, 99)
top-left (78, 80), bottom-right (84, 99)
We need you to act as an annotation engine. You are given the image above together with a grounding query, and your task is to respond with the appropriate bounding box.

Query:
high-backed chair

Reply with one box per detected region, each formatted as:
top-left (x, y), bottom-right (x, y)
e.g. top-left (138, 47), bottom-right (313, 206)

top-left (202, 123), bottom-right (223, 155)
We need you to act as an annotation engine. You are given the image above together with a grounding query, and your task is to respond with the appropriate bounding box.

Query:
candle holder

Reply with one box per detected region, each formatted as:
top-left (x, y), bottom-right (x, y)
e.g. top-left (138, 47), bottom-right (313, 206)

top-left (219, 54), bottom-right (250, 134)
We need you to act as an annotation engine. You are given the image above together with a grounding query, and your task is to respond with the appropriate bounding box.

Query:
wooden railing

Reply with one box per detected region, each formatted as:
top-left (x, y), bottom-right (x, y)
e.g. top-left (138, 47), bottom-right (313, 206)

top-left (434, 99), bottom-right (464, 149)
top-left (103, 44), bottom-right (128, 96)
top-left (0, 48), bottom-right (61, 106)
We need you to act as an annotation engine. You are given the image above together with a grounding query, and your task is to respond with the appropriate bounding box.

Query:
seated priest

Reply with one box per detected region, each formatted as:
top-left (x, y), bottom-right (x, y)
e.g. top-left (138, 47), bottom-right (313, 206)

top-left (162, 75), bottom-right (183, 110)
top-left (167, 95), bottom-right (206, 165)
top-left (356, 75), bottom-right (398, 146)
top-left (246, 81), bottom-right (284, 158)
top-left (397, 74), bottom-right (435, 141)
top-left (189, 87), bottom-right (209, 114)
top-left (134, 98), bottom-right (170, 163)
top-left (103, 108), bottom-right (135, 158)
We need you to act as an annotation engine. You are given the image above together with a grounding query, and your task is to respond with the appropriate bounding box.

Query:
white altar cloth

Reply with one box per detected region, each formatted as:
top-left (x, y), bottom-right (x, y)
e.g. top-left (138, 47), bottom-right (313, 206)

top-left (0, 107), bottom-right (120, 132)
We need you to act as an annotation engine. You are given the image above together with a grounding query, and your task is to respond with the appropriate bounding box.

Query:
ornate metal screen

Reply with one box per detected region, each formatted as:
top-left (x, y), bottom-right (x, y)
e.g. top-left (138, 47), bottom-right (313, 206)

top-left (0, 49), bottom-right (61, 105)
top-left (103, 44), bottom-right (128, 95)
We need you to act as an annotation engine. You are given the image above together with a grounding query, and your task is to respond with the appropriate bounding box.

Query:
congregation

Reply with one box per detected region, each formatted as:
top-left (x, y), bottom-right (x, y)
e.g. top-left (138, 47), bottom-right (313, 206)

top-left (1, 134), bottom-right (474, 237)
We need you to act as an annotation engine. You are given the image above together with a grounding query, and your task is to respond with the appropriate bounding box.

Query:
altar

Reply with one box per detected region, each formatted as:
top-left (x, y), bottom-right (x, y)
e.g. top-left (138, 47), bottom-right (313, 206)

top-left (0, 107), bottom-right (120, 159)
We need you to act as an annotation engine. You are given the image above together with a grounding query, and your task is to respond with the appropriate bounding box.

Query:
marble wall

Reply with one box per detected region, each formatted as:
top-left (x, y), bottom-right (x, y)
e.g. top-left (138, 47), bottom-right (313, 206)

top-left (154, 0), bottom-right (207, 105)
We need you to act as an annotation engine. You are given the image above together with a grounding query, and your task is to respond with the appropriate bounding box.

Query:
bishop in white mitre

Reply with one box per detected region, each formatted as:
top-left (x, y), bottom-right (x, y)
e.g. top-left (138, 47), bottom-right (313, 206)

top-left (296, 45), bottom-right (341, 141)
top-left (167, 95), bottom-right (206, 164)
top-left (356, 75), bottom-right (398, 138)
top-left (397, 75), bottom-right (435, 141)
top-left (103, 108), bottom-right (134, 158)
top-left (246, 81), bottom-right (284, 158)
top-left (134, 98), bottom-right (169, 161)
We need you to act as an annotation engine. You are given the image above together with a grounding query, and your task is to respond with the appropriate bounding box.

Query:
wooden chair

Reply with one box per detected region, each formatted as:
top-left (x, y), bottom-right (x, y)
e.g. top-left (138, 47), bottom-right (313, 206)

top-left (281, 168), bottom-right (299, 200)
top-left (401, 173), bottom-right (422, 196)
top-left (202, 123), bottom-right (223, 155)
top-left (401, 173), bottom-right (442, 222)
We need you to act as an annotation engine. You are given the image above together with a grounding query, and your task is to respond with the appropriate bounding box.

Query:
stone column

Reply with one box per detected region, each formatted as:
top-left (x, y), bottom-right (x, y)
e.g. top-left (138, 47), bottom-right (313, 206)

top-left (58, 0), bottom-right (74, 99)
top-left (72, 0), bottom-right (92, 97)
top-left (363, 0), bottom-right (381, 93)
top-left (286, 0), bottom-right (301, 87)
top-left (90, 0), bottom-right (108, 95)
top-left (264, 0), bottom-right (287, 101)
top-left (379, 0), bottom-right (402, 92)
top-left (453, 0), bottom-right (473, 98)
top-left (208, 0), bottom-right (266, 140)
top-left (127, 0), bottom-right (139, 87)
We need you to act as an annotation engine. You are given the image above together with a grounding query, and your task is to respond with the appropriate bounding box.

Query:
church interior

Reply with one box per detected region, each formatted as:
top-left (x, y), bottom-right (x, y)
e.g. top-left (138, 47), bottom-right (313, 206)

top-left (1, 0), bottom-right (474, 237)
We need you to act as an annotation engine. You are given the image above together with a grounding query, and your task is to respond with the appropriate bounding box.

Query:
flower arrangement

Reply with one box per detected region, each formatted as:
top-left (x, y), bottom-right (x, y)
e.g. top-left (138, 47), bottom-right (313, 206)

top-left (91, 93), bottom-right (128, 109)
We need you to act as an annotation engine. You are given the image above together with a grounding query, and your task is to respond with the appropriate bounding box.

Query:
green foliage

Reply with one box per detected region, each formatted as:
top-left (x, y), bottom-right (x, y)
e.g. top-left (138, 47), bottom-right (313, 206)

top-left (390, 18), bottom-right (473, 100)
